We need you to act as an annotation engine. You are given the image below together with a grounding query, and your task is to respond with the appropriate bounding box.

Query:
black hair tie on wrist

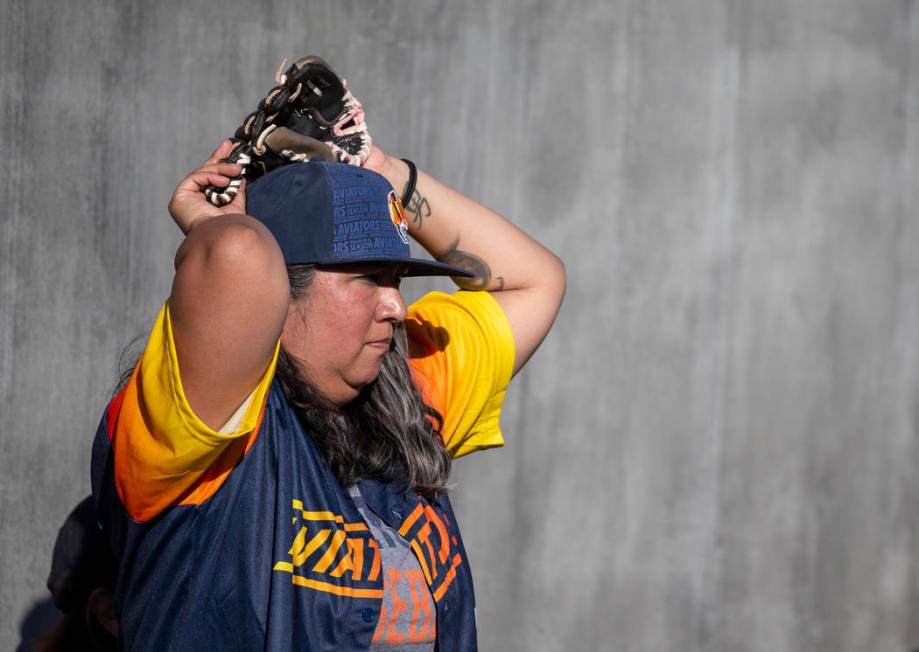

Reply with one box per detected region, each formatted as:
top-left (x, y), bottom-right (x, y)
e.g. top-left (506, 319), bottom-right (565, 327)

top-left (400, 158), bottom-right (417, 207)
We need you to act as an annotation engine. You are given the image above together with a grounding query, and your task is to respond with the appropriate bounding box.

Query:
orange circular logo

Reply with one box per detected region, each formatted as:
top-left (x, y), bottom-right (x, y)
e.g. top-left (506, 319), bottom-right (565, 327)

top-left (388, 190), bottom-right (410, 244)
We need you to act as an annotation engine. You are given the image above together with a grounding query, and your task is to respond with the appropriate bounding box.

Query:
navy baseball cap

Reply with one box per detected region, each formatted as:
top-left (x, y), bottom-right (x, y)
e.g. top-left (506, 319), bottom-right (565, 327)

top-left (246, 160), bottom-right (474, 278)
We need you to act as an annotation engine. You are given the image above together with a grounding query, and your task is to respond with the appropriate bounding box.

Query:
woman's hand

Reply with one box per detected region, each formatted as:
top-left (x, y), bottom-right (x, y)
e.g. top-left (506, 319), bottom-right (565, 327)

top-left (168, 141), bottom-right (246, 234)
top-left (362, 144), bottom-right (389, 176)
top-left (362, 145), bottom-right (414, 209)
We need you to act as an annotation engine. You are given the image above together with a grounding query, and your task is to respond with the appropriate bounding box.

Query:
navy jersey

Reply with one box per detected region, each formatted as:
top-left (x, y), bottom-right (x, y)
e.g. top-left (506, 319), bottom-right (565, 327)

top-left (91, 291), bottom-right (515, 650)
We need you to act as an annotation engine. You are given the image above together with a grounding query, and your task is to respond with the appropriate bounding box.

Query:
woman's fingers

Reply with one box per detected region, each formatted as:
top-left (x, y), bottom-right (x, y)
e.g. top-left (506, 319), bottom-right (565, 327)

top-left (214, 162), bottom-right (241, 177)
top-left (203, 139), bottom-right (234, 166)
top-left (192, 162), bottom-right (241, 184)
top-left (177, 164), bottom-right (241, 192)
top-left (168, 143), bottom-right (245, 233)
top-left (179, 171), bottom-right (238, 194)
top-left (199, 172), bottom-right (235, 190)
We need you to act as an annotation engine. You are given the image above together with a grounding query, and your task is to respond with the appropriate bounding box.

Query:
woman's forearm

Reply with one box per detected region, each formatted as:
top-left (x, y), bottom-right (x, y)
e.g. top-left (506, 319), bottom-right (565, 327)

top-left (377, 155), bottom-right (565, 295)
top-left (373, 151), bottom-right (566, 375)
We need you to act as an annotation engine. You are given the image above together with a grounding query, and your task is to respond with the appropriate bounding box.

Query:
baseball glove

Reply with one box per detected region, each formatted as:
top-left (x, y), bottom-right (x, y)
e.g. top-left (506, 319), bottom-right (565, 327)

top-left (205, 55), bottom-right (372, 207)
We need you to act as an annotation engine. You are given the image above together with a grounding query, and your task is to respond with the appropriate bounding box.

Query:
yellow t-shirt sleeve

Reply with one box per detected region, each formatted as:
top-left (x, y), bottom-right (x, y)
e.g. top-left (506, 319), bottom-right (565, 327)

top-left (113, 301), bottom-right (279, 521)
top-left (406, 290), bottom-right (515, 458)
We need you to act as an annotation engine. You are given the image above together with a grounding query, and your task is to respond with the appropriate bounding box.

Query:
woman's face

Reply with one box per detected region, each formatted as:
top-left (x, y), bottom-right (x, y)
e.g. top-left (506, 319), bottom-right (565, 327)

top-left (281, 262), bottom-right (407, 406)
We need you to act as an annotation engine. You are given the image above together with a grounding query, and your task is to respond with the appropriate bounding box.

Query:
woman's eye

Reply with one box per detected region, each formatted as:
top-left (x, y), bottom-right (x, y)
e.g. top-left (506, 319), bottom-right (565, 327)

top-left (355, 270), bottom-right (401, 287)
top-left (359, 273), bottom-right (387, 286)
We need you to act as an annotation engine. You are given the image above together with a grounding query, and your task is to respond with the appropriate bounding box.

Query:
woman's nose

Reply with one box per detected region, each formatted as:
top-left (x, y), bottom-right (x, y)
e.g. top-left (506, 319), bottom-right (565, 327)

top-left (377, 287), bottom-right (407, 322)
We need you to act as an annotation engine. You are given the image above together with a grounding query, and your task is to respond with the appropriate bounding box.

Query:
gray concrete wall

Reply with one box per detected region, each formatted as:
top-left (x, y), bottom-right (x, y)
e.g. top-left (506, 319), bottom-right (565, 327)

top-left (2, 1), bottom-right (918, 650)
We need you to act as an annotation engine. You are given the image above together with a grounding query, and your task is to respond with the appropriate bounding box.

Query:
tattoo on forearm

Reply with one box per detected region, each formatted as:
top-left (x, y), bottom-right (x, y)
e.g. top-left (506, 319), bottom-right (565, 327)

top-left (406, 190), bottom-right (431, 228)
top-left (440, 237), bottom-right (492, 290)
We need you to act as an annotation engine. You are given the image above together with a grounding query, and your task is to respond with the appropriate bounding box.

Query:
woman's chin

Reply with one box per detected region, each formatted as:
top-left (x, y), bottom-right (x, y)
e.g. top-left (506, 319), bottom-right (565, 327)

top-left (331, 370), bottom-right (384, 406)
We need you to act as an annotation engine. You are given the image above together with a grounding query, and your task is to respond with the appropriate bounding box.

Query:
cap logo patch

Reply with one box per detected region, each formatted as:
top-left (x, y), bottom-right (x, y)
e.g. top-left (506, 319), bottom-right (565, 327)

top-left (388, 191), bottom-right (410, 244)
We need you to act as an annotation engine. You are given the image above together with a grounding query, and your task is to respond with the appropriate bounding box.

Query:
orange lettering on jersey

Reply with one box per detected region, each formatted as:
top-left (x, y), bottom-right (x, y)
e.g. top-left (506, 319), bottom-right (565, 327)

top-left (415, 522), bottom-right (438, 581)
top-left (398, 501), bottom-right (462, 602)
top-left (432, 554), bottom-right (463, 602)
top-left (406, 569), bottom-right (435, 643)
top-left (273, 499), bottom-right (383, 598)
top-left (329, 538), bottom-right (365, 580)
top-left (398, 503), bottom-right (424, 537)
top-left (373, 599), bottom-right (387, 640)
top-left (312, 529), bottom-right (347, 573)
top-left (367, 538), bottom-right (382, 581)
top-left (423, 505), bottom-right (450, 564)
top-left (292, 528), bottom-right (331, 566)
top-left (409, 539), bottom-right (433, 585)
top-left (385, 568), bottom-right (409, 644)
top-left (371, 567), bottom-right (436, 644)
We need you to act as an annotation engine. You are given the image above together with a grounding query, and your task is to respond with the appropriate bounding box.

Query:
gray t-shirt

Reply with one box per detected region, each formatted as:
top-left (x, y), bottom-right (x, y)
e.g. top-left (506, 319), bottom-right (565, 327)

top-left (349, 486), bottom-right (437, 650)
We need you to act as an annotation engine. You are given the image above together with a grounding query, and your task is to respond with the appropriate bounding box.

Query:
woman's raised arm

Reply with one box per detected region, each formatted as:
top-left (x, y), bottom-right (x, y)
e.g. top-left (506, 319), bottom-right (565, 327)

top-left (167, 142), bottom-right (290, 429)
top-left (365, 148), bottom-right (566, 376)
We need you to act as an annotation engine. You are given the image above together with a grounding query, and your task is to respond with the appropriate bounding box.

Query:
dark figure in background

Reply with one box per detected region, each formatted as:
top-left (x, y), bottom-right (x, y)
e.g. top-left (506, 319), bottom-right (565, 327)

top-left (36, 497), bottom-right (118, 651)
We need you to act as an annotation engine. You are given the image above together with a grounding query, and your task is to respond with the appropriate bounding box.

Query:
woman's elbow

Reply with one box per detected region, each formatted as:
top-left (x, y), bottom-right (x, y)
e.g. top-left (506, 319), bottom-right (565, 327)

top-left (176, 216), bottom-right (283, 276)
top-left (173, 215), bottom-right (289, 307)
top-left (545, 252), bottom-right (567, 312)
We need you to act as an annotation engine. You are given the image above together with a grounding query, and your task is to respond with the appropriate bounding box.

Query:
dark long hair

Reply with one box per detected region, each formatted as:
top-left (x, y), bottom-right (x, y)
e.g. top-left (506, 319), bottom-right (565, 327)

top-left (275, 264), bottom-right (452, 497)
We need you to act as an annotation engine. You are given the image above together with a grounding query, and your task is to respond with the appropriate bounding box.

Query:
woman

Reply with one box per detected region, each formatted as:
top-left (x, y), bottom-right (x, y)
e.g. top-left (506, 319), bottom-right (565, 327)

top-left (91, 112), bottom-right (565, 649)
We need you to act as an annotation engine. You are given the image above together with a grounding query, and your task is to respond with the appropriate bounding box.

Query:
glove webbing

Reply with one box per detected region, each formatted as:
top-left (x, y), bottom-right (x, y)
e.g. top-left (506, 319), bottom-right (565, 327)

top-left (205, 60), bottom-right (317, 207)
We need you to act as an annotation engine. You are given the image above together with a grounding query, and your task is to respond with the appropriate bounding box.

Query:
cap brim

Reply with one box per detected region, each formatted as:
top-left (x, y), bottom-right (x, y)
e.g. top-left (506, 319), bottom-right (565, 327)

top-left (314, 255), bottom-right (475, 278)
